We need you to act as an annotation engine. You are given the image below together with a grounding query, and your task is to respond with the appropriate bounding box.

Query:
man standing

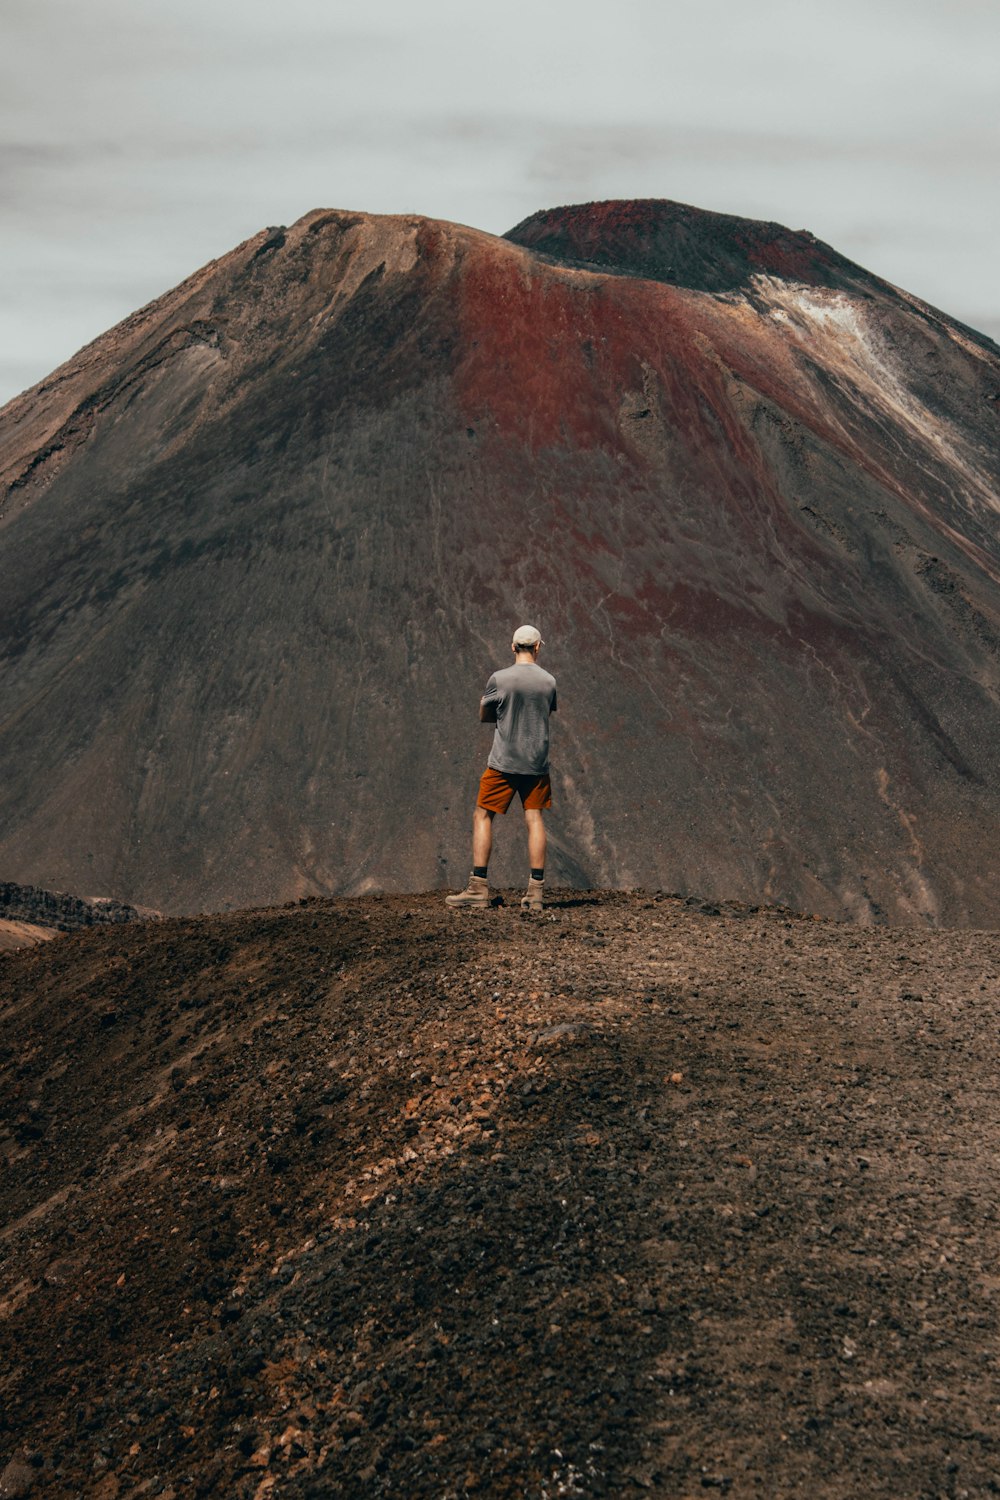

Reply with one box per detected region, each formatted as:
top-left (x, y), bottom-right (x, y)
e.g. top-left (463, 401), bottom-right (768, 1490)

top-left (446, 625), bottom-right (558, 912)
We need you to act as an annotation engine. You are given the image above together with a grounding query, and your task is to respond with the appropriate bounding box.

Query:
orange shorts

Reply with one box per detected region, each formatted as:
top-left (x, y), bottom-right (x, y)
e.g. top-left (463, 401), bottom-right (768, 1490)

top-left (477, 768), bottom-right (552, 814)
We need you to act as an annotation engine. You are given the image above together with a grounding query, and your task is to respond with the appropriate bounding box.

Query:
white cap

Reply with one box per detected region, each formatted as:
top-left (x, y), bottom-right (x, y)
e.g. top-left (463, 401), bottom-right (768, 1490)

top-left (512, 624), bottom-right (543, 648)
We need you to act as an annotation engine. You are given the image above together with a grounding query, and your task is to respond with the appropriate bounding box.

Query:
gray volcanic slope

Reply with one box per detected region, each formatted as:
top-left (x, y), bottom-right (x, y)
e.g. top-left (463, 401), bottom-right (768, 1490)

top-left (1, 201), bottom-right (999, 920)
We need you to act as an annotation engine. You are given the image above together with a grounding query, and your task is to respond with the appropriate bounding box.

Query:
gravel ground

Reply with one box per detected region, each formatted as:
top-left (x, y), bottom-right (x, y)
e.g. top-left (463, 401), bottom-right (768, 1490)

top-left (2, 892), bottom-right (1000, 1498)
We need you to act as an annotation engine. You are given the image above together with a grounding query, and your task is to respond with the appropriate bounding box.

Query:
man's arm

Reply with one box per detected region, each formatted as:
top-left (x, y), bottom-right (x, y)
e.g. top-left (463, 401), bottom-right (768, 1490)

top-left (480, 673), bottom-right (499, 723)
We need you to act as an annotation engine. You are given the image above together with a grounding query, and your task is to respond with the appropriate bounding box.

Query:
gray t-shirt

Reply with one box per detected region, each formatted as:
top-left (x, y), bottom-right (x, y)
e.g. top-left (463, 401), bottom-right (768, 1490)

top-left (482, 663), bottom-right (558, 776)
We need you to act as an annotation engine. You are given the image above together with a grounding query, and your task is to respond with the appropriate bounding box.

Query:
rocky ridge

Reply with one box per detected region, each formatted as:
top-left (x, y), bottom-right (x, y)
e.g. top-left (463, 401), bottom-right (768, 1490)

top-left (2, 892), bottom-right (999, 1496)
top-left (0, 884), bottom-right (146, 954)
top-left (0, 883), bottom-right (145, 932)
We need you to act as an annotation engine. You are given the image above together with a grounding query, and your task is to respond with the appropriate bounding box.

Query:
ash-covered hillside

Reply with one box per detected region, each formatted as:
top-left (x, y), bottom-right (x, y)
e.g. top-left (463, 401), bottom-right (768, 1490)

top-left (1, 200), bottom-right (999, 919)
top-left (2, 893), bottom-right (999, 1496)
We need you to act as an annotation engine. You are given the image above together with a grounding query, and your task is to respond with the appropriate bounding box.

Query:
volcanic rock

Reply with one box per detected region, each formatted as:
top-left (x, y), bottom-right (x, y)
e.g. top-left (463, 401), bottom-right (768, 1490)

top-left (0, 882), bottom-right (145, 932)
top-left (0, 883), bottom-right (146, 951)
top-left (3, 892), bottom-right (1000, 1495)
top-left (1, 201), bottom-right (999, 919)
top-left (0, 1459), bottom-right (35, 1499)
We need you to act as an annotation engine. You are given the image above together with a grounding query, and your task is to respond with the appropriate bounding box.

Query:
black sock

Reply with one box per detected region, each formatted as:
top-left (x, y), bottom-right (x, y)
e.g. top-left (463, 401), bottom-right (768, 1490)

top-left (531, 868), bottom-right (544, 882)
top-left (473, 866), bottom-right (488, 879)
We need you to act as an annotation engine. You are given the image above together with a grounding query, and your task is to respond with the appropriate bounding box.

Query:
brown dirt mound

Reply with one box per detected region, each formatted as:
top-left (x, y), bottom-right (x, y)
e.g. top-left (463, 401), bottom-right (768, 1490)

top-left (0, 918), bottom-right (56, 953)
top-left (2, 892), bottom-right (999, 1497)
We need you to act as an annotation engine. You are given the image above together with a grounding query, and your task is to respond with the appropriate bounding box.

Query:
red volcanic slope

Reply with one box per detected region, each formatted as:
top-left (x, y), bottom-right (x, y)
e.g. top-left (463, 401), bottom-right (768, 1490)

top-left (1, 201), bottom-right (999, 921)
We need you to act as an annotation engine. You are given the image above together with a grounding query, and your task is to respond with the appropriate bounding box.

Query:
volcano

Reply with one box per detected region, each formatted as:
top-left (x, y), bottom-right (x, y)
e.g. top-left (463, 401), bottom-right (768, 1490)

top-left (1, 200), bottom-right (999, 921)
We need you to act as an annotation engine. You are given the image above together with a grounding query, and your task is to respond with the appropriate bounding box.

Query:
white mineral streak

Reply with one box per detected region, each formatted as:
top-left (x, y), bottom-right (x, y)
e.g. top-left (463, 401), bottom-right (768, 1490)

top-left (751, 277), bottom-right (1000, 520)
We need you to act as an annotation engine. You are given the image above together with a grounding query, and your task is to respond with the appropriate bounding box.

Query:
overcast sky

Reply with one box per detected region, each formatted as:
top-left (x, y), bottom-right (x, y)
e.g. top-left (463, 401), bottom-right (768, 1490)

top-left (2, 0), bottom-right (998, 406)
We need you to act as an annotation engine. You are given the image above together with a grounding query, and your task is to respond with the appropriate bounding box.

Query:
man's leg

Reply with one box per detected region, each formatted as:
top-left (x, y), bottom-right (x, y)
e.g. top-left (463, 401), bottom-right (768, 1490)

top-left (446, 804), bottom-right (495, 908)
top-left (472, 805), bottom-right (495, 871)
top-left (524, 808), bottom-right (546, 871)
top-left (522, 808), bottom-right (546, 911)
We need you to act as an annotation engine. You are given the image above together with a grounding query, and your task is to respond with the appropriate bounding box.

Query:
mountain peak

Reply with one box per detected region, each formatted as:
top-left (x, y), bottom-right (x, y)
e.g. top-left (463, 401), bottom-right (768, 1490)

top-left (505, 197), bottom-right (864, 296)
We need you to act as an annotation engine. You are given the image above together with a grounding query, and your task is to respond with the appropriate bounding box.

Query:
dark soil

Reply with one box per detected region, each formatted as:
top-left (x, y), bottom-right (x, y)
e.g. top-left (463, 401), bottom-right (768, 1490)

top-left (2, 892), bottom-right (999, 1498)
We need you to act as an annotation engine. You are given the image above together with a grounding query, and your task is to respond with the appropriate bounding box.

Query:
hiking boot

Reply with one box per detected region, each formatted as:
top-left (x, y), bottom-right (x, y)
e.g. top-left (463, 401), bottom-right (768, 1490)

top-left (445, 874), bottom-right (489, 909)
top-left (520, 877), bottom-right (544, 912)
